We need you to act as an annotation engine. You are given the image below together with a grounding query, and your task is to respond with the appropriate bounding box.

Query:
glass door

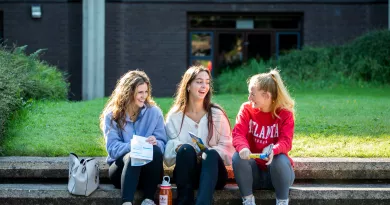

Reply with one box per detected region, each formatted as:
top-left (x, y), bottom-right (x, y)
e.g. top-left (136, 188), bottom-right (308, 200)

top-left (215, 32), bottom-right (244, 75)
top-left (189, 32), bottom-right (214, 74)
top-left (276, 32), bottom-right (301, 59)
top-left (245, 32), bottom-right (273, 62)
top-left (214, 31), bottom-right (273, 74)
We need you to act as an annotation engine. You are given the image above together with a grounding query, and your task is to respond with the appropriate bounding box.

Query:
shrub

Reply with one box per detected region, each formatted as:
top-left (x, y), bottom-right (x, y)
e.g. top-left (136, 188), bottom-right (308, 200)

top-left (0, 46), bottom-right (68, 141)
top-left (342, 30), bottom-right (390, 83)
top-left (215, 59), bottom-right (269, 94)
top-left (216, 30), bottom-right (390, 93)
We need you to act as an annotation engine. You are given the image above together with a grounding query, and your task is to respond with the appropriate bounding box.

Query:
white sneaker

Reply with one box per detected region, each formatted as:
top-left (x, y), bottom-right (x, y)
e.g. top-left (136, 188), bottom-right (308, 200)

top-left (276, 198), bottom-right (289, 205)
top-left (242, 195), bottom-right (256, 205)
top-left (122, 202), bottom-right (132, 205)
top-left (141, 198), bottom-right (156, 205)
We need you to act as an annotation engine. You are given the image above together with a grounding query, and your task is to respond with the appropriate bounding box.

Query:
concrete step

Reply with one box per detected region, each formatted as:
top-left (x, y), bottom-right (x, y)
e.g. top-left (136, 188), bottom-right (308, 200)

top-left (1, 157), bottom-right (389, 180)
top-left (0, 183), bottom-right (389, 205)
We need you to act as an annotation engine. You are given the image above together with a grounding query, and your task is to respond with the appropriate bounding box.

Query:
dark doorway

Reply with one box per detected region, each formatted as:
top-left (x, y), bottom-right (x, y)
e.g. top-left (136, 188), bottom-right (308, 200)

top-left (216, 33), bottom-right (243, 74)
top-left (247, 33), bottom-right (272, 62)
top-left (276, 32), bottom-right (300, 59)
top-left (188, 13), bottom-right (303, 76)
top-left (216, 31), bottom-right (273, 73)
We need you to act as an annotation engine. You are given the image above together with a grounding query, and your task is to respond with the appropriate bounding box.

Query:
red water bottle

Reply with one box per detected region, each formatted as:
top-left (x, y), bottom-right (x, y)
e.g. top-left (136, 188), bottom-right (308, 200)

top-left (159, 176), bottom-right (172, 205)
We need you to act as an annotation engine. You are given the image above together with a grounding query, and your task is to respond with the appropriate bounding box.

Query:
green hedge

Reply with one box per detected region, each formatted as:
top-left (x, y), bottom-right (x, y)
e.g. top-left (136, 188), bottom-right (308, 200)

top-left (343, 30), bottom-right (390, 83)
top-left (216, 30), bottom-right (390, 93)
top-left (0, 46), bottom-right (68, 140)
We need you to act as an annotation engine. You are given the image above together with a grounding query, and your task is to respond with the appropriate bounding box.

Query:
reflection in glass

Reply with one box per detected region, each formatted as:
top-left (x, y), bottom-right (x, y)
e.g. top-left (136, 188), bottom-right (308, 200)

top-left (279, 34), bottom-right (298, 56)
top-left (191, 33), bottom-right (212, 57)
top-left (189, 15), bottom-right (301, 29)
top-left (217, 33), bottom-right (243, 71)
top-left (247, 34), bottom-right (271, 62)
top-left (189, 15), bottom-right (237, 28)
top-left (191, 60), bottom-right (212, 71)
top-left (254, 16), bottom-right (300, 29)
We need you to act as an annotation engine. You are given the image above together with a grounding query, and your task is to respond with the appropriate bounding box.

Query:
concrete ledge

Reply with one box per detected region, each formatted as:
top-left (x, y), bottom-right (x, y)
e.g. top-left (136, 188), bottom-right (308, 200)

top-left (0, 183), bottom-right (389, 205)
top-left (1, 157), bottom-right (389, 180)
top-left (293, 157), bottom-right (390, 179)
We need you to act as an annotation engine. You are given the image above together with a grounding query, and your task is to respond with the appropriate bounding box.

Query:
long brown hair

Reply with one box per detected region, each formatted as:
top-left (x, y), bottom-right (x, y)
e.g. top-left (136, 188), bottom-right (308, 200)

top-left (100, 70), bottom-right (156, 131)
top-left (169, 65), bottom-right (230, 146)
top-left (248, 69), bottom-right (295, 119)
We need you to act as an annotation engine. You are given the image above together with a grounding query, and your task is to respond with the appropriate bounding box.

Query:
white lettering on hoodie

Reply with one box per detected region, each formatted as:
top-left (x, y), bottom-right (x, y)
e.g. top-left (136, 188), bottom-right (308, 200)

top-left (249, 120), bottom-right (278, 144)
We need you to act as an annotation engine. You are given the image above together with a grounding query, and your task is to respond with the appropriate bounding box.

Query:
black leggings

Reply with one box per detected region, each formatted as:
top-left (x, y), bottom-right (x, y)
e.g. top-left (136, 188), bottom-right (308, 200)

top-left (173, 144), bottom-right (228, 205)
top-left (108, 145), bottom-right (163, 203)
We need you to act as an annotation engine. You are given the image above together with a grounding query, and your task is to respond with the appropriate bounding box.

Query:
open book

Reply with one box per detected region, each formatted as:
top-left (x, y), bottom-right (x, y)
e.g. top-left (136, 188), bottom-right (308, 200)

top-left (188, 131), bottom-right (207, 152)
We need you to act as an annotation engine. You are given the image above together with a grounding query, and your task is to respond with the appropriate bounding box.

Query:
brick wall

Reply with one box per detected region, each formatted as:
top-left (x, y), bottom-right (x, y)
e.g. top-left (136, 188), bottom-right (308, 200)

top-left (105, 2), bottom-right (388, 97)
top-left (0, 2), bottom-right (83, 99)
top-left (1, 1), bottom-right (387, 98)
top-left (105, 3), bottom-right (187, 97)
top-left (67, 2), bottom-right (82, 100)
top-left (2, 3), bottom-right (69, 72)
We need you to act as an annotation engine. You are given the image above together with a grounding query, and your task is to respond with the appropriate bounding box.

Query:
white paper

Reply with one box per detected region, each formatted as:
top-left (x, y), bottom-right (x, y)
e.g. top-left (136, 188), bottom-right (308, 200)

top-left (129, 135), bottom-right (153, 166)
top-left (131, 157), bottom-right (149, 166)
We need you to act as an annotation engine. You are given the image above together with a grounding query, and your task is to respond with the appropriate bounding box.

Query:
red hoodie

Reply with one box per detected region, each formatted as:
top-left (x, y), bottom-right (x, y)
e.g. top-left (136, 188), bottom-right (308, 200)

top-left (232, 102), bottom-right (294, 170)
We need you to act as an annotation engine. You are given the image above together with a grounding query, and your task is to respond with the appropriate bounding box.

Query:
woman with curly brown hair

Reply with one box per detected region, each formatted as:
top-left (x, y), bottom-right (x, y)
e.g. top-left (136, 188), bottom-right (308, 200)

top-left (100, 70), bottom-right (167, 205)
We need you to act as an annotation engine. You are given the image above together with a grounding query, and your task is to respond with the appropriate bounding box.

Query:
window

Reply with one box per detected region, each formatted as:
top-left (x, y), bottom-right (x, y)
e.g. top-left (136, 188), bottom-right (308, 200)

top-left (189, 32), bottom-right (214, 72)
top-left (189, 14), bottom-right (301, 29)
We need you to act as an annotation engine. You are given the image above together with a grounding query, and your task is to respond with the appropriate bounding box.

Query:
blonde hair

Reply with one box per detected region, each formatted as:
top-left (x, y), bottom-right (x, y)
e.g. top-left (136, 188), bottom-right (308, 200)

top-left (169, 65), bottom-right (230, 145)
top-left (100, 70), bottom-right (155, 131)
top-left (248, 69), bottom-right (295, 119)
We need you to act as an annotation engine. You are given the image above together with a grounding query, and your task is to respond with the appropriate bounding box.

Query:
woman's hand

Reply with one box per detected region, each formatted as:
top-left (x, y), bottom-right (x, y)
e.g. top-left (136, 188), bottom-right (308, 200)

top-left (265, 150), bottom-right (274, 165)
top-left (262, 144), bottom-right (274, 165)
top-left (239, 148), bottom-right (251, 160)
top-left (146, 136), bottom-right (157, 145)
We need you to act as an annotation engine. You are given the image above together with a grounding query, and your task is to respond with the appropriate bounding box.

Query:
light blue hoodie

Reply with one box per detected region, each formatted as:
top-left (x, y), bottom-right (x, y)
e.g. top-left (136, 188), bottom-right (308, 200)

top-left (103, 105), bottom-right (167, 164)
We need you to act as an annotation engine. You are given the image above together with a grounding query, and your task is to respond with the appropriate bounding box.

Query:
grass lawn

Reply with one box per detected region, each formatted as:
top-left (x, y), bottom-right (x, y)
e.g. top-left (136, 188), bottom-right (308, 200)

top-left (1, 87), bottom-right (389, 157)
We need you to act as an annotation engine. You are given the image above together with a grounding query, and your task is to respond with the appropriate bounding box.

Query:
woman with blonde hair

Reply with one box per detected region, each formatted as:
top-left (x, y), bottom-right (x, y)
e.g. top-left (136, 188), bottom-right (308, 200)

top-left (164, 65), bottom-right (235, 205)
top-left (232, 69), bottom-right (295, 205)
top-left (100, 70), bottom-right (167, 205)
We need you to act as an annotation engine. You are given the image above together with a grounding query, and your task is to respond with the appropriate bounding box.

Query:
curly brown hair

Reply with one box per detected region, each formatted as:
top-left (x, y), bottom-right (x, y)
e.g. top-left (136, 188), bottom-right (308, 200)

top-left (100, 70), bottom-right (155, 131)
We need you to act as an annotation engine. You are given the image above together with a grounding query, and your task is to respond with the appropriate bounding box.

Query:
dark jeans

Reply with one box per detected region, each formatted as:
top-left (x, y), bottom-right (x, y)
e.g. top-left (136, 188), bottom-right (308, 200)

top-left (173, 144), bottom-right (228, 205)
top-left (108, 145), bottom-right (163, 203)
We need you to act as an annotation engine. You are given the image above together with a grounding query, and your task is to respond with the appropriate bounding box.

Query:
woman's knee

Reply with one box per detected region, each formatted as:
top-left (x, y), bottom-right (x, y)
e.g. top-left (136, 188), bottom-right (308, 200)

top-left (269, 154), bottom-right (292, 172)
top-left (232, 152), bottom-right (245, 166)
top-left (122, 153), bottom-right (132, 165)
top-left (203, 149), bottom-right (219, 161)
top-left (177, 144), bottom-right (196, 158)
top-left (153, 145), bottom-right (163, 159)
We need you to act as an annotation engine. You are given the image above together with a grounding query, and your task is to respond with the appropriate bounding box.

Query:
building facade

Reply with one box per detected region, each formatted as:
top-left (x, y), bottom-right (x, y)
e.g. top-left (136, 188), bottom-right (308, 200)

top-left (0, 0), bottom-right (388, 100)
